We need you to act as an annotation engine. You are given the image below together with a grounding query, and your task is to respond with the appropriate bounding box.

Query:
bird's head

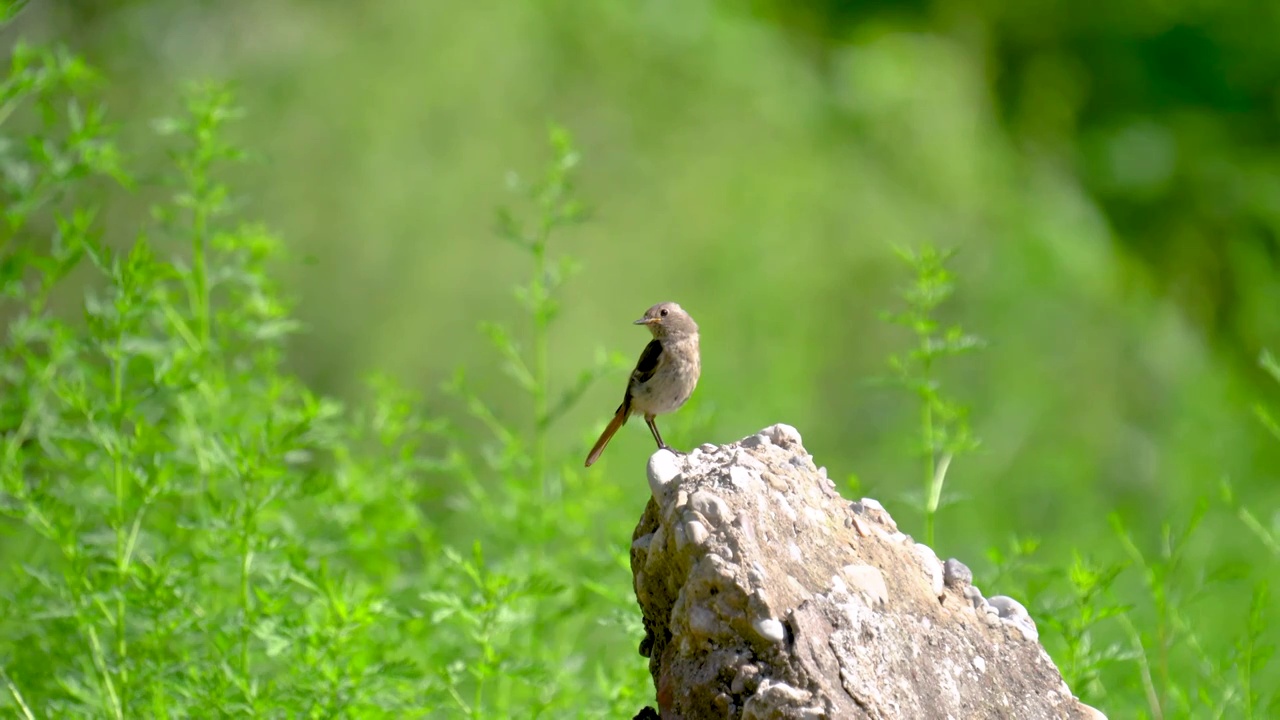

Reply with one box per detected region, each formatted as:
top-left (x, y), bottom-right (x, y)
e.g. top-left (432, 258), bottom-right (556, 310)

top-left (634, 301), bottom-right (698, 338)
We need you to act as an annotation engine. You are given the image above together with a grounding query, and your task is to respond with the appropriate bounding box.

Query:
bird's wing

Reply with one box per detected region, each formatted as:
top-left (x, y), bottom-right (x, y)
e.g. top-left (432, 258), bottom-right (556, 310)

top-left (620, 339), bottom-right (664, 416)
top-left (630, 339), bottom-right (665, 386)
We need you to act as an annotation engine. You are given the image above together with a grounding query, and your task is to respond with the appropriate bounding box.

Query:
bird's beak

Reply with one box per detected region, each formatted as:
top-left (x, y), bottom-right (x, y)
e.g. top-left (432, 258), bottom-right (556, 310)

top-left (634, 317), bottom-right (652, 325)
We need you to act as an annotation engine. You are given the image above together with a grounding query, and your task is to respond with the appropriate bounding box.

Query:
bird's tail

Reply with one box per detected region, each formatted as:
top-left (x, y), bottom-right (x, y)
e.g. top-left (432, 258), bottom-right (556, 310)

top-left (585, 405), bottom-right (628, 467)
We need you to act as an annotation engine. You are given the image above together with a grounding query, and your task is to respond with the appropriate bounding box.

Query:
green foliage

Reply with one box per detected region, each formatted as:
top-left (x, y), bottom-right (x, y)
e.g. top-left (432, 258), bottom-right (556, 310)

top-left (741, 0), bottom-right (1280, 367)
top-left (0, 0), bottom-right (25, 25)
top-left (879, 245), bottom-right (984, 547)
top-left (980, 502), bottom-right (1278, 717)
top-left (0, 37), bottom-right (644, 718)
top-left (470, 123), bottom-right (621, 501)
top-left (422, 543), bottom-right (565, 718)
top-left (428, 123), bottom-right (643, 717)
top-left (882, 249), bottom-right (1280, 716)
top-left (0, 42), bottom-right (435, 715)
top-left (984, 538), bottom-right (1133, 698)
top-left (4, 6), bottom-right (1280, 719)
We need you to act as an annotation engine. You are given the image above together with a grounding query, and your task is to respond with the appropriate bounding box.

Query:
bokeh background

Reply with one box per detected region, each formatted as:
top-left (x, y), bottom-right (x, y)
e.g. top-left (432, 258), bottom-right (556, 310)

top-left (9, 0), bottom-right (1280, 713)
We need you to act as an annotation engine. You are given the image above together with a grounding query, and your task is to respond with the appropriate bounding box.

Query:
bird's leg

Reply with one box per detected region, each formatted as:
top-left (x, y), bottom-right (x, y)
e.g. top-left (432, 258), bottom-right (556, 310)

top-left (644, 413), bottom-right (668, 450)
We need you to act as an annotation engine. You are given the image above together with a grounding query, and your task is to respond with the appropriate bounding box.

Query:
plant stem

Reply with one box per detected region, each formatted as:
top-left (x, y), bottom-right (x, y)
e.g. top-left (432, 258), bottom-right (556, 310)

top-left (922, 396), bottom-right (935, 547)
top-left (191, 199), bottom-right (210, 349)
top-left (239, 469), bottom-right (256, 709)
top-left (111, 336), bottom-right (129, 699)
top-left (86, 624), bottom-right (124, 720)
top-left (531, 236), bottom-right (551, 502)
top-left (1, 667), bottom-right (37, 720)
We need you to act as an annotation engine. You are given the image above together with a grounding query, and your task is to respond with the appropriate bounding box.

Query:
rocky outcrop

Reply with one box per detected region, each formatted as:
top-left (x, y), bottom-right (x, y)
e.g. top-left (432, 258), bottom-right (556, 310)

top-left (630, 424), bottom-right (1107, 720)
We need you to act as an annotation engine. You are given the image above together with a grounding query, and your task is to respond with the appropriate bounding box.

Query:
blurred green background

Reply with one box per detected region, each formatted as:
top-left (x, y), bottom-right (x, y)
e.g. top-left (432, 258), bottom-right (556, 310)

top-left (10, 0), bottom-right (1280, 711)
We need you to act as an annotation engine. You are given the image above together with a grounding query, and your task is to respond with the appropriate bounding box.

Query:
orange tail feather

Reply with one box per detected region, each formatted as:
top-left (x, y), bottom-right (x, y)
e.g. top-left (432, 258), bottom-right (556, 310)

top-left (585, 406), bottom-right (628, 467)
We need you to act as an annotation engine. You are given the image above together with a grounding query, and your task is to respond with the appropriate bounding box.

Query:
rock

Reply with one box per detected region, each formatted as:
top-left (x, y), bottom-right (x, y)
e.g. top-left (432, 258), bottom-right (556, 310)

top-left (944, 558), bottom-right (973, 588)
top-left (630, 426), bottom-right (1106, 720)
top-left (646, 449), bottom-right (683, 502)
top-left (988, 595), bottom-right (1040, 642)
top-left (912, 543), bottom-right (945, 599)
top-left (839, 564), bottom-right (888, 610)
top-left (753, 617), bottom-right (786, 643)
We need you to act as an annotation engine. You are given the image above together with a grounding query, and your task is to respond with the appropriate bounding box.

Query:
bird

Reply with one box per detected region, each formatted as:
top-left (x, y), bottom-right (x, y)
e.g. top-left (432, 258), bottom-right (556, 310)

top-left (584, 301), bottom-right (701, 467)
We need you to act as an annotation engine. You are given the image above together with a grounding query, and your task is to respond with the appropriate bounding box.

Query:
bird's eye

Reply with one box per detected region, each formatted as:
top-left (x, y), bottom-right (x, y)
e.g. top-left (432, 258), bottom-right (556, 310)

top-left (660, 308), bottom-right (669, 317)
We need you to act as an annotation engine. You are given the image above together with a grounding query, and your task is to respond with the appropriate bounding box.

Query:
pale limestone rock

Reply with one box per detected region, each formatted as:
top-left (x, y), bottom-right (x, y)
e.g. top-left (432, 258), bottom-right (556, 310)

top-left (630, 426), bottom-right (1106, 720)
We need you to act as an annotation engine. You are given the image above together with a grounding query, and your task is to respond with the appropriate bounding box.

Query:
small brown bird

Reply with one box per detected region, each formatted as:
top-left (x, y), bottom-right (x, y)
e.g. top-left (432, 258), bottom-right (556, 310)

top-left (584, 301), bottom-right (701, 467)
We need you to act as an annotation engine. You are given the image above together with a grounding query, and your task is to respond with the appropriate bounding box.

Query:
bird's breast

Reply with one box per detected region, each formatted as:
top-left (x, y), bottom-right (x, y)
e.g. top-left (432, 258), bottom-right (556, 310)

top-left (630, 336), bottom-right (700, 415)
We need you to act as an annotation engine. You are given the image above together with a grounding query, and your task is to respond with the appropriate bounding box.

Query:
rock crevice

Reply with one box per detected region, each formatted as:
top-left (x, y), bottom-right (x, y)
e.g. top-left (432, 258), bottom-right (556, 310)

top-left (630, 424), bottom-right (1106, 720)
